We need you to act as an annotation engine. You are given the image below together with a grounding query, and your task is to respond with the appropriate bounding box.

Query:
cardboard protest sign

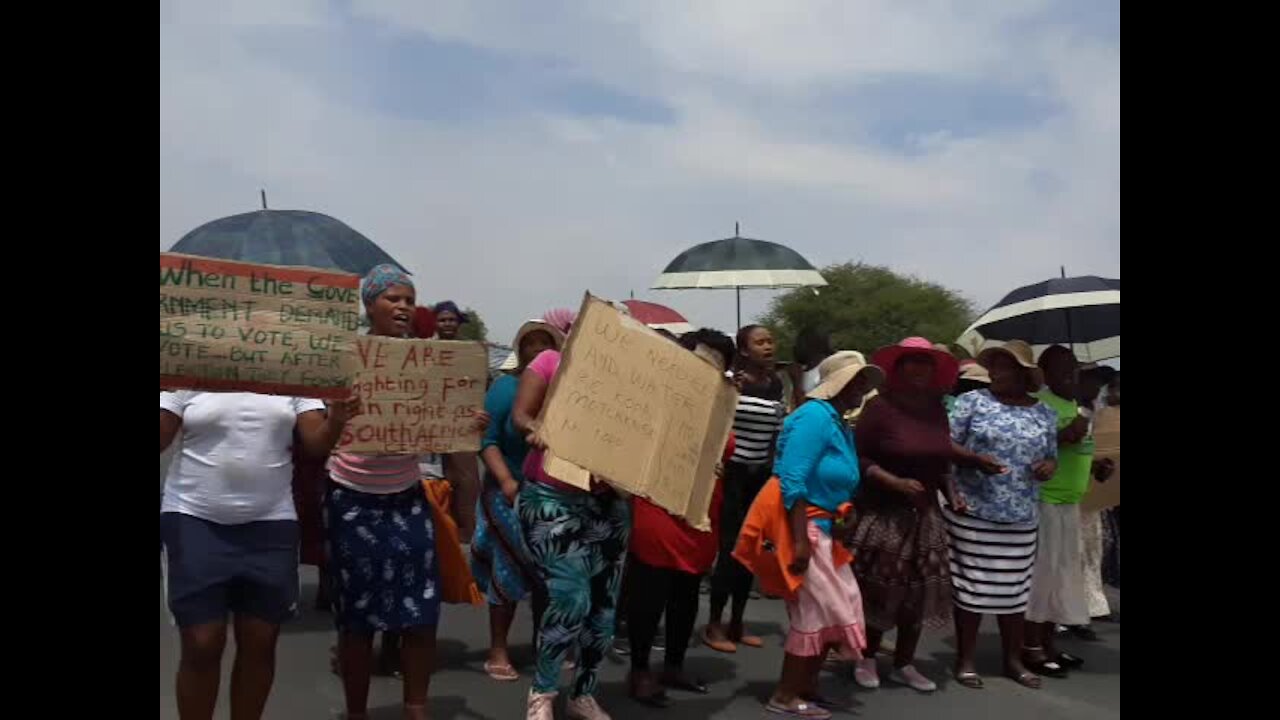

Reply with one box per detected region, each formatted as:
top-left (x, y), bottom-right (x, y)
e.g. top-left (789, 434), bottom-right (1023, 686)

top-left (1082, 405), bottom-right (1120, 512)
top-left (539, 294), bottom-right (738, 529)
top-left (339, 337), bottom-right (488, 454)
top-left (160, 253), bottom-right (360, 399)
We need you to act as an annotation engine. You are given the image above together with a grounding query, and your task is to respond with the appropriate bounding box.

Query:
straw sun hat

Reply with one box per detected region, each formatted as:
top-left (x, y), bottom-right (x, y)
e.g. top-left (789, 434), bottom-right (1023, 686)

top-left (976, 340), bottom-right (1043, 391)
top-left (807, 351), bottom-right (886, 401)
top-left (498, 319), bottom-right (566, 371)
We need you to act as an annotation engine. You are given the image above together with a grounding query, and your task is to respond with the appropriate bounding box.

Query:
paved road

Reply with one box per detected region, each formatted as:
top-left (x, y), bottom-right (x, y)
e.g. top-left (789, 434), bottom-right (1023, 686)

top-left (160, 565), bottom-right (1119, 719)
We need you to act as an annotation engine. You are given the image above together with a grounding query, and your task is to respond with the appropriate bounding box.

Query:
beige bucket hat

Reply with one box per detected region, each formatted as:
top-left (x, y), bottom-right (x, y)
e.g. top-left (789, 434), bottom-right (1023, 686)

top-left (976, 340), bottom-right (1043, 391)
top-left (807, 350), bottom-right (886, 400)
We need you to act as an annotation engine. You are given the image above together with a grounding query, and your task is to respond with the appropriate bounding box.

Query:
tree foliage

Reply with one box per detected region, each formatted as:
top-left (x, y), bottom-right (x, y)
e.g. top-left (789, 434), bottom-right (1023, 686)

top-left (454, 306), bottom-right (489, 342)
top-left (760, 262), bottom-right (976, 361)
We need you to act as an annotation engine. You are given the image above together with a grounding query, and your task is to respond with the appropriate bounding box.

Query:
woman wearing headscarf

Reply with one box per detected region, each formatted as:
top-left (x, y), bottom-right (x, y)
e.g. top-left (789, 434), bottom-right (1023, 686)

top-left (703, 324), bottom-right (786, 654)
top-left (946, 340), bottom-right (1058, 690)
top-left (160, 374), bottom-right (358, 718)
top-left (513, 309), bottom-right (631, 720)
top-left (324, 265), bottom-right (461, 720)
top-left (745, 351), bottom-right (883, 719)
top-left (473, 319), bottom-right (564, 682)
top-left (625, 329), bottom-right (737, 708)
top-left (847, 338), bottom-right (1005, 693)
top-left (433, 300), bottom-right (482, 541)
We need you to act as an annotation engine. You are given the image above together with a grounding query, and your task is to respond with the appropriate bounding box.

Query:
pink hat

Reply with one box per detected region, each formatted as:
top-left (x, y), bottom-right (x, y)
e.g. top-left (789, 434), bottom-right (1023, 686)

top-left (871, 336), bottom-right (961, 392)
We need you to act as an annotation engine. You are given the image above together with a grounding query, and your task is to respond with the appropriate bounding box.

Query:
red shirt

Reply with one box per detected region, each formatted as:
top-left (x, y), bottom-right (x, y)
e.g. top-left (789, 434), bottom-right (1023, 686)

top-left (629, 434), bottom-right (735, 574)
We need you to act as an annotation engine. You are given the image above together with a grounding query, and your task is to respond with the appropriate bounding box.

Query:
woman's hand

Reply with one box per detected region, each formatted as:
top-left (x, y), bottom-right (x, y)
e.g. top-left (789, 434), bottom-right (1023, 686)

top-left (975, 455), bottom-right (1007, 475)
top-left (525, 424), bottom-right (548, 450)
top-left (327, 395), bottom-right (362, 426)
top-left (892, 476), bottom-right (928, 503)
top-left (498, 477), bottom-right (520, 506)
top-left (1032, 459), bottom-right (1058, 482)
top-left (472, 410), bottom-right (492, 434)
top-left (789, 533), bottom-right (812, 575)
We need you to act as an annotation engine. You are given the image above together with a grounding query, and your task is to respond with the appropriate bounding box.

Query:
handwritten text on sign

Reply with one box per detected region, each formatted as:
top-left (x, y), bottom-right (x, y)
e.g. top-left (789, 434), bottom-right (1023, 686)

top-left (340, 337), bottom-right (488, 454)
top-left (159, 253), bottom-right (360, 399)
top-left (539, 295), bottom-right (737, 529)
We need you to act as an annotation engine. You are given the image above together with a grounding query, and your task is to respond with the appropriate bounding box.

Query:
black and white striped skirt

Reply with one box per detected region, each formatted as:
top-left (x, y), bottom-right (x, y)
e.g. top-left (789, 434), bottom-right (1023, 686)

top-left (940, 503), bottom-right (1037, 615)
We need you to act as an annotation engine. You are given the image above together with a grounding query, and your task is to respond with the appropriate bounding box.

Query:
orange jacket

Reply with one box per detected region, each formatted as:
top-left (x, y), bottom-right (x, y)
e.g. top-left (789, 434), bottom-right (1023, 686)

top-left (731, 477), bottom-right (853, 601)
top-left (422, 479), bottom-right (484, 605)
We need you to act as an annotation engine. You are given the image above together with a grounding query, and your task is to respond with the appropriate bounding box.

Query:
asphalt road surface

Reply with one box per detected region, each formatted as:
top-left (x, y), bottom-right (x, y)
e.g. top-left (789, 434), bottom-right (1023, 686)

top-left (160, 564), bottom-right (1119, 719)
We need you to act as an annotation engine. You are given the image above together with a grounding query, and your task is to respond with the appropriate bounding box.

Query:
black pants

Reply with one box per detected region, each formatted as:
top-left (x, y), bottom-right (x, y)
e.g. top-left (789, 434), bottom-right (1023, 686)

top-left (709, 461), bottom-right (771, 625)
top-left (626, 556), bottom-right (702, 671)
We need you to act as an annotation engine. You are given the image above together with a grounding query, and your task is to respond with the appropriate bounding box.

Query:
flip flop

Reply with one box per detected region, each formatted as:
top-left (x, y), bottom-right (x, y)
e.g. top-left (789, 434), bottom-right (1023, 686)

top-left (483, 661), bottom-right (520, 681)
top-left (1006, 670), bottom-right (1043, 689)
top-left (736, 634), bottom-right (765, 648)
top-left (700, 627), bottom-right (737, 654)
top-left (765, 700), bottom-right (833, 719)
top-left (954, 671), bottom-right (984, 689)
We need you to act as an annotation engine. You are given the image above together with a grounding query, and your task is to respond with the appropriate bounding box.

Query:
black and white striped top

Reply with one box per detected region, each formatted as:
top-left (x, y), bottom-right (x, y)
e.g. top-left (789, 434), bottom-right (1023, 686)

top-left (731, 376), bottom-right (785, 466)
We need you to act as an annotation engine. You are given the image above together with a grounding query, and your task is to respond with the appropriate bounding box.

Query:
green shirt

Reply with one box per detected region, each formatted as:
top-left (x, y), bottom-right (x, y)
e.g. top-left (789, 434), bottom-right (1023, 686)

top-left (1035, 390), bottom-right (1095, 505)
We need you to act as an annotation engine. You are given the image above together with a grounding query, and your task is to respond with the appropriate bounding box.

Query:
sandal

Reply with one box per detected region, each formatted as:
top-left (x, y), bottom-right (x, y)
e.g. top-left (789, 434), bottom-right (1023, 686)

top-left (629, 673), bottom-right (671, 708)
top-left (1054, 651), bottom-right (1085, 669)
top-left (661, 671), bottom-right (709, 694)
top-left (954, 671), bottom-right (984, 689)
top-left (700, 626), bottom-right (737, 654)
top-left (483, 661), bottom-right (520, 682)
top-left (1024, 658), bottom-right (1068, 679)
top-left (1006, 670), bottom-right (1043, 689)
top-left (765, 700), bottom-right (833, 719)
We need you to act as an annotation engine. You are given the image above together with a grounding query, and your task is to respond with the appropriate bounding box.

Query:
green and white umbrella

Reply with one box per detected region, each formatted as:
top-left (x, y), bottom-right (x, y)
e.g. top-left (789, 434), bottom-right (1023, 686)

top-left (652, 224), bottom-right (827, 327)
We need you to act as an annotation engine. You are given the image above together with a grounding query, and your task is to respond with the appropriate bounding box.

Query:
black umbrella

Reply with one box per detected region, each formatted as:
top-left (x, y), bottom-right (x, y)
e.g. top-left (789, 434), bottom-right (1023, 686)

top-left (958, 272), bottom-right (1120, 362)
top-left (169, 194), bottom-right (407, 277)
top-left (651, 223), bottom-right (827, 328)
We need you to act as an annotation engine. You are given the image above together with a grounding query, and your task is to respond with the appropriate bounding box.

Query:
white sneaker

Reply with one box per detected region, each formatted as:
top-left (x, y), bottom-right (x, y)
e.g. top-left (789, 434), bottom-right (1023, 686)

top-left (853, 657), bottom-right (880, 689)
top-left (889, 665), bottom-right (937, 693)
top-left (565, 694), bottom-right (612, 720)
top-left (527, 690), bottom-right (557, 720)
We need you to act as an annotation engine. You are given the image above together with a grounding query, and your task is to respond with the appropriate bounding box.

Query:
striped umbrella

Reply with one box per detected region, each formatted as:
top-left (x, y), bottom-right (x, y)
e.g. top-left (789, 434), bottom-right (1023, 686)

top-left (957, 273), bottom-right (1120, 362)
top-left (620, 299), bottom-right (694, 336)
top-left (652, 224), bottom-right (827, 328)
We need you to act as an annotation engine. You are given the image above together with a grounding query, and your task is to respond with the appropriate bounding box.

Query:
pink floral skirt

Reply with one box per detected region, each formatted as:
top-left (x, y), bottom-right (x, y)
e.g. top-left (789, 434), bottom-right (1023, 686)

top-left (784, 521), bottom-right (867, 658)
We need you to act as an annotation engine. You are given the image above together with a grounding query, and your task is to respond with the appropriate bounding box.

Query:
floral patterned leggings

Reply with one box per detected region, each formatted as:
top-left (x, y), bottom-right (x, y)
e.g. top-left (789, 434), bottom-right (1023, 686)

top-left (518, 482), bottom-right (631, 697)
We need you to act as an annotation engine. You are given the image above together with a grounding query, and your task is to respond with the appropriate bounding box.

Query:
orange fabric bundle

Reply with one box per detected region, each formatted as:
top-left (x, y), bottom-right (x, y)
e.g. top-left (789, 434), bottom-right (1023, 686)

top-left (422, 479), bottom-right (484, 606)
top-left (731, 477), bottom-right (853, 601)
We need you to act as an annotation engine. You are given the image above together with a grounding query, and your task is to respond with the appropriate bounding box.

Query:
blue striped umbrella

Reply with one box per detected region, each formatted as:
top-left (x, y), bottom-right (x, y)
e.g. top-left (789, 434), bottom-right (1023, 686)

top-left (958, 273), bottom-right (1120, 362)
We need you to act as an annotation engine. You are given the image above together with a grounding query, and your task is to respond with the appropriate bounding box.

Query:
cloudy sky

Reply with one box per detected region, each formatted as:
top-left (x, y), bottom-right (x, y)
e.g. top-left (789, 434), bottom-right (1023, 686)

top-left (160, 0), bottom-right (1119, 345)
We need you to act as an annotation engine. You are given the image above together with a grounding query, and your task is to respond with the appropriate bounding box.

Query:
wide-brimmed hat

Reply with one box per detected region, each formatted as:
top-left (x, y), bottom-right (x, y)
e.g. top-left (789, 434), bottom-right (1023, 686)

top-left (957, 360), bottom-right (991, 385)
top-left (807, 351), bottom-right (886, 401)
top-left (499, 319), bottom-right (567, 371)
top-left (977, 340), bottom-right (1044, 391)
top-left (872, 337), bottom-right (961, 392)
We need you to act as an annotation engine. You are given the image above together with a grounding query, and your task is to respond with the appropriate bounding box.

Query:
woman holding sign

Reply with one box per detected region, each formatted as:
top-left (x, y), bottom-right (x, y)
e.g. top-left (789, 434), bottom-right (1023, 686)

top-left (473, 318), bottom-right (564, 682)
top-left (159, 387), bottom-right (357, 720)
top-left (323, 265), bottom-right (444, 720)
top-left (513, 309), bottom-right (633, 720)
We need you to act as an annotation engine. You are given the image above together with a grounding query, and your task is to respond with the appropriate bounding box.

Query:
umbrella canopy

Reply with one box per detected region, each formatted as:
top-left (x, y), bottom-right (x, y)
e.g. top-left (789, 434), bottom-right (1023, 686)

top-left (652, 232), bottom-right (827, 290)
top-left (169, 209), bottom-right (408, 277)
top-left (958, 275), bottom-right (1120, 362)
top-left (652, 225), bottom-right (826, 328)
top-left (621, 299), bottom-right (694, 336)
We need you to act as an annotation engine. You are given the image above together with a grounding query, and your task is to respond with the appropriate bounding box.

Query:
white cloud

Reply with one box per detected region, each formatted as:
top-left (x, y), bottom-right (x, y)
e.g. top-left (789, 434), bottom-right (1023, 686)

top-left (161, 0), bottom-right (1119, 346)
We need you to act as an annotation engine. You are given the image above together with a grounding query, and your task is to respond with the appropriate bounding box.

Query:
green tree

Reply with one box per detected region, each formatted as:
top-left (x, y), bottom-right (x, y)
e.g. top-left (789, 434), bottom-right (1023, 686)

top-left (761, 262), bottom-right (976, 361)
top-left (455, 306), bottom-right (489, 342)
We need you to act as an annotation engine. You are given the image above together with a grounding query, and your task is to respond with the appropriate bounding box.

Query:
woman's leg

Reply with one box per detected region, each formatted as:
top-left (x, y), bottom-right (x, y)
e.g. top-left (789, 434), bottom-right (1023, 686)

top-left (999, 614), bottom-right (1041, 688)
top-left (176, 622), bottom-right (227, 720)
top-left (337, 630), bottom-right (376, 718)
top-left (400, 625), bottom-right (436, 719)
top-left (662, 571), bottom-right (702, 673)
top-left (952, 607), bottom-right (981, 678)
top-left (570, 495), bottom-right (631, 700)
top-left (520, 492), bottom-right (593, 695)
top-left (229, 615), bottom-right (282, 719)
top-left (626, 559), bottom-right (671, 700)
top-left (726, 465), bottom-right (769, 646)
top-left (487, 602), bottom-right (519, 670)
top-left (769, 653), bottom-right (830, 718)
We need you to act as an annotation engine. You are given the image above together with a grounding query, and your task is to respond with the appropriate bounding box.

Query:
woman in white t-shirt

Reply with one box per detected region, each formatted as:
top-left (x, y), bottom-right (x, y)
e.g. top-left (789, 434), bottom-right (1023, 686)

top-left (159, 388), bottom-right (356, 720)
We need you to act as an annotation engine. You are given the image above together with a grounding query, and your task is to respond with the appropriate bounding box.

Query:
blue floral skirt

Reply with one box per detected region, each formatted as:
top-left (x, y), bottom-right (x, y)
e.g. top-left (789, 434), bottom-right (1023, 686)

top-left (323, 481), bottom-right (441, 633)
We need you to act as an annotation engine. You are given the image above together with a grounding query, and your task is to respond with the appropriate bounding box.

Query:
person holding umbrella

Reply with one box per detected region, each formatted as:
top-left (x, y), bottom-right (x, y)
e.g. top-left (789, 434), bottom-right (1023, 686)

top-left (1021, 347), bottom-right (1114, 677)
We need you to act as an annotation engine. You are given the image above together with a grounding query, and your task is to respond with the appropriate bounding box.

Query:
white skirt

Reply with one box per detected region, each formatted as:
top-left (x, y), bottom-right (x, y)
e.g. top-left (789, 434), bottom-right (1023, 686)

top-left (1025, 502), bottom-right (1090, 626)
top-left (941, 503), bottom-right (1037, 615)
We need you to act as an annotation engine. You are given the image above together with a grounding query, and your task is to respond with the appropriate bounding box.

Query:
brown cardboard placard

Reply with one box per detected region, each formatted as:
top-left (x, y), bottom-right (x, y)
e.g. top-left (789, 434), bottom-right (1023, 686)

top-left (159, 253), bottom-right (360, 399)
top-left (339, 337), bottom-right (489, 454)
top-left (538, 294), bottom-right (737, 529)
top-left (1082, 405), bottom-right (1120, 512)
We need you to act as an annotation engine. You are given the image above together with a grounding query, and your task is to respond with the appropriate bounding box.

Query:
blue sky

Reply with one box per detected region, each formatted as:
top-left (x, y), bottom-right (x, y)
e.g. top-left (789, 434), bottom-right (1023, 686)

top-left (161, 0), bottom-right (1119, 345)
